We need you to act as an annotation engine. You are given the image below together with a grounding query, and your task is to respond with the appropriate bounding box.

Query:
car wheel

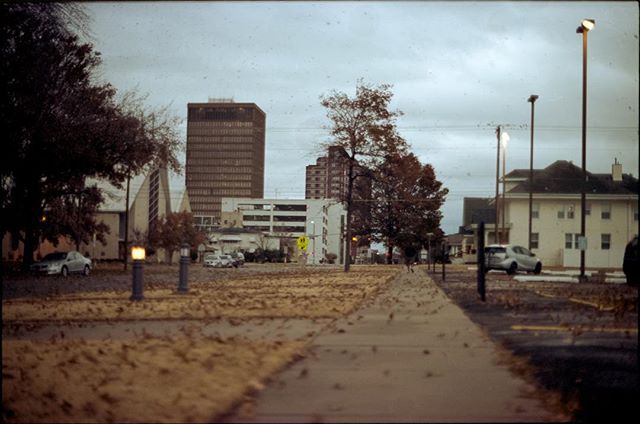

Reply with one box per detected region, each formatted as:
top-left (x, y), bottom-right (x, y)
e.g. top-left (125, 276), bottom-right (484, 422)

top-left (61, 266), bottom-right (69, 277)
top-left (506, 262), bottom-right (517, 275)
top-left (534, 263), bottom-right (542, 275)
top-left (83, 265), bottom-right (90, 276)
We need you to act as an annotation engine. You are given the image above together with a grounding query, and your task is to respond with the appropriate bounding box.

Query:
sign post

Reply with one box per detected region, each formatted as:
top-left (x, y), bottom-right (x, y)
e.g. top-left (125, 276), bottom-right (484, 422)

top-left (477, 222), bottom-right (486, 302)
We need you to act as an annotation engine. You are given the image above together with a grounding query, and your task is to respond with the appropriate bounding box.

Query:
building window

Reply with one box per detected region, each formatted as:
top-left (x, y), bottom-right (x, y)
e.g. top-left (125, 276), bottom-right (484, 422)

top-left (531, 233), bottom-right (539, 249)
top-left (557, 206), bottom-right (565, 219)
top-left (585, 202), bottom-right (591, 216)
top-left (565, 233), bottom-right (573, 249)
top-left (532, 202), bottom-right (539, 219)
top-left (601, 202), bottom-right (611, 220)
top-left (634, 205), bottom-right (638, 221)
top-left (601, 234), bottom-right (611, 250)
top-left (567, 205), bottom-right (575, 219)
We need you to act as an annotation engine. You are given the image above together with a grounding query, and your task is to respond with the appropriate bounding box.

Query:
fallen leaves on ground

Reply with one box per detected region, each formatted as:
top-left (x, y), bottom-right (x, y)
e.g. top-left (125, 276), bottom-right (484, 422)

top-left (2, 335), bottom-right (306, 423)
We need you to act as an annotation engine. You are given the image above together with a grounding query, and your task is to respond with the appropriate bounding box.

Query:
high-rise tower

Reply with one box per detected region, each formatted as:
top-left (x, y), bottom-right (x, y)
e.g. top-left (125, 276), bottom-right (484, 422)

top-left (186, 100), bottom-right (265, 232)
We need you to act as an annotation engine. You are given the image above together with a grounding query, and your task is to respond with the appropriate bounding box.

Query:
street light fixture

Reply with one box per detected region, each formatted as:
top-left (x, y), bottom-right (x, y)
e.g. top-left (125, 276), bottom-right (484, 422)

top-left (527, 94), bottom-right (539, 251)
top-left (577, 18), bottom-right (595, 282)
top-left (500, 131), bottom-right (510, 244)
top-left (130, 245), bottom-right (145, 301)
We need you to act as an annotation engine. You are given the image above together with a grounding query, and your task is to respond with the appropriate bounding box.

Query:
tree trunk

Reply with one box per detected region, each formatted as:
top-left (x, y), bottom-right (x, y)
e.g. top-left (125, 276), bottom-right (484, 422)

top-left (344, 160), bottom-right (355, 272)
top-left (386, 240), bottom-right (393, 265)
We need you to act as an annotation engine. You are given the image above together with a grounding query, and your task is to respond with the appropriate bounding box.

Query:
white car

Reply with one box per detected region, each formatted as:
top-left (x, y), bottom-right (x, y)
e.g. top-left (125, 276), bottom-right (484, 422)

top-left (484, 244), bottom-right (542, 275)
top-left (219, 255), bottom-right (234, 268)
top-left (30, 251), bottom-right (92, 276)
top-left (203, 254), bottom-right (223, 268)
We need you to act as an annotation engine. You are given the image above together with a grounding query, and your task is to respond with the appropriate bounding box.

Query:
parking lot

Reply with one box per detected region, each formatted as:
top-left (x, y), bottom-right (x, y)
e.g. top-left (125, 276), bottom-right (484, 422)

top-left (429, 265), bottom-right (638, 422)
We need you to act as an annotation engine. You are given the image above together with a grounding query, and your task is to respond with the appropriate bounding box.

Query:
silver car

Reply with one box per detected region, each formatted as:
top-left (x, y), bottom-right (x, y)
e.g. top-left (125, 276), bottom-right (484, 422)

top-left (203, 254), bottom-right (223, 268)
top-left (30, 251), bottom-right (92, 276)
top-left (484, 244), bottom-right (541, 275)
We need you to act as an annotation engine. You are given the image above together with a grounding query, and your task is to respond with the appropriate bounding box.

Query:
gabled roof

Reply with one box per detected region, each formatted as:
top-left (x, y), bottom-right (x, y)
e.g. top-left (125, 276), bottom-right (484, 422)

top-left (507, 160), bottom-right (638, 195)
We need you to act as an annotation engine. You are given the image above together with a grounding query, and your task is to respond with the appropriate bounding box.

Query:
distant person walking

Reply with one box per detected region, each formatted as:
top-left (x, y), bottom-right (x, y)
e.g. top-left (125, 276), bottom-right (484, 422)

top-left (403, 245), bottom-right (417, 272)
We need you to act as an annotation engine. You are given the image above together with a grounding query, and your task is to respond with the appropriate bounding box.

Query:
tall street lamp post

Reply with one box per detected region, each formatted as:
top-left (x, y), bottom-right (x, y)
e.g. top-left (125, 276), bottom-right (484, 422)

top-left (501, 131), bottom-right (510, 244)
top-left (577, 18), bottom-right (595, 282)
top-left (494, 126), bottom-right (502, 244)
top-left (527, 95), bottom-right (539, 251)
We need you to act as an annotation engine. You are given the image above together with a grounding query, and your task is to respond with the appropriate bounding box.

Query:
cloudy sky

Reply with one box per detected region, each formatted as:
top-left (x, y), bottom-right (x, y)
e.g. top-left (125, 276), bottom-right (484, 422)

top-left (83, 1), bottom-right (638, 234)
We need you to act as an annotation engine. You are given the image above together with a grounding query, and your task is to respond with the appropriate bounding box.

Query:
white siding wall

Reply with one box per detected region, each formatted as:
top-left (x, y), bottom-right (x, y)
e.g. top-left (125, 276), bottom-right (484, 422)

top-left (507, 195), bottom-right (637, 268)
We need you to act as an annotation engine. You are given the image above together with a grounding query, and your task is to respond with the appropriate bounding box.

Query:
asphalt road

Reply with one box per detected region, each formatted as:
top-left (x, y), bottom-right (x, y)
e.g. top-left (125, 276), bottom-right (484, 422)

top-left (429, 266), bottom-right (638, 423)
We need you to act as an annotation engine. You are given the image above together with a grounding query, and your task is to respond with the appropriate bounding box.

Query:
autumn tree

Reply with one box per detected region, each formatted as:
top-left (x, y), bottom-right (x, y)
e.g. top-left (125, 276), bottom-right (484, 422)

top-left (148, 212), bottom-right (205, 264)
top-left (366, 152), bottom-right (448, 262)
top-left (320, 81), bottom-right (407, 271)
top-left (1, 4), bottom-right (181, 269)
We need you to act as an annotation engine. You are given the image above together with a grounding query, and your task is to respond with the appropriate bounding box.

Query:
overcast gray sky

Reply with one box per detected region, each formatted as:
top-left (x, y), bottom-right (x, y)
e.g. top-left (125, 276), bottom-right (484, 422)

top-left (84, 1), bottom-right (639, 234)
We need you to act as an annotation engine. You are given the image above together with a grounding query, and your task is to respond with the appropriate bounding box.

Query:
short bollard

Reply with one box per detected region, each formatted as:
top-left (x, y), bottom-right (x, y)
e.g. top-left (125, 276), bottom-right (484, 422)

top-left (130, 245), bottom-right (145, 301)
top-left (178, 243), bottom-right (190, 294)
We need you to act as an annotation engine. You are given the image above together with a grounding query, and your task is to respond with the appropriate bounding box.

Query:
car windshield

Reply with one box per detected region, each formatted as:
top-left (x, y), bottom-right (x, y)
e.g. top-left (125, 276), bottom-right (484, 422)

top-left (204, 255), bottom-right (218, 260)
top-left (485, 247), bottom-right (505, 255)
top-left (42, 252), bottom-right (67, 261)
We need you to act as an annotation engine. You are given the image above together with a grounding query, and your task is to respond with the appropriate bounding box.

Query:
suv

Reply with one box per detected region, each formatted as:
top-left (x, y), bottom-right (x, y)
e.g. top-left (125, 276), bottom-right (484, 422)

top-left (623, 236), bottom-right (638, 285)
top-left (484, 244), bottom-right (542, 275)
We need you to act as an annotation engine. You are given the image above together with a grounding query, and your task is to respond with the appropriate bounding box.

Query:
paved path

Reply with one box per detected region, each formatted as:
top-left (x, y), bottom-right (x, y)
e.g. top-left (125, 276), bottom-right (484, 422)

top-left (227, 269), bottom-right (559, 423)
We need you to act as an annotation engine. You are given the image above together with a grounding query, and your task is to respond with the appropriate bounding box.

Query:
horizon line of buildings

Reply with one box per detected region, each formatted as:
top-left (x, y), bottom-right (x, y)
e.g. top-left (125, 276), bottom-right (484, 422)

top-left (3, 99), bottom-right (638, 270)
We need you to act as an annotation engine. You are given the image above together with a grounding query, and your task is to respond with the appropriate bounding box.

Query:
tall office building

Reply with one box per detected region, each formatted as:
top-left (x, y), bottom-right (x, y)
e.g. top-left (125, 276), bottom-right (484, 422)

top-left (305, 146), bottom-right (350, 200)
top-left (186, 100), bottom-right (265, 232)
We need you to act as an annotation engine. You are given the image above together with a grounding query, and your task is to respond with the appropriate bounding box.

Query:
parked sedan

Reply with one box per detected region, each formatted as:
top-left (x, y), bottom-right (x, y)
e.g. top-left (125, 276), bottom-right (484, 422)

top-left (30, 251), bottom-right (92, 276)
top-left (203, 254), bottom-right (223, 268)
top-left (484, 244), bottom-right (542, 275)
top-left (219, 254), bottom-right (234, 268)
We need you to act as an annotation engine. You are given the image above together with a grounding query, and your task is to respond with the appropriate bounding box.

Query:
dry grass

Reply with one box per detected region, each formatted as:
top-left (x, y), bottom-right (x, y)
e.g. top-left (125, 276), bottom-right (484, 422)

top-left (2, 267), bottom-right (398, 422)
top-left (2, 336), bottom-right (306, 423)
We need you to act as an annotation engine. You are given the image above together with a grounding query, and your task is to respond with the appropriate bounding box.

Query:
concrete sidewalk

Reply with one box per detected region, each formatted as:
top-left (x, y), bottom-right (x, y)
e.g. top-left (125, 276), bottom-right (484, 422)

top-left (227, 269), bottom-right (560, 423)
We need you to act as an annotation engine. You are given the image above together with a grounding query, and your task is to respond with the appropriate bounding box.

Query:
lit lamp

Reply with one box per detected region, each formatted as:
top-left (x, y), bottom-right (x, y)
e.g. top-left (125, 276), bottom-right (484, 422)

top-left (500, 131), bottom-right (510, 244)
top-left (577, 18), bottom-right (595, 283)
top-left (130, 245), bottom-right (145, 301)
top-left (178, 243), bottom-right (190, 293)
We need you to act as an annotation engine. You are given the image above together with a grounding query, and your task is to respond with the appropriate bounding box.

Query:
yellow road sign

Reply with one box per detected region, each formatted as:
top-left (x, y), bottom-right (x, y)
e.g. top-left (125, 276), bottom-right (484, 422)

top-left (296, 235), bottom-right (309, 251)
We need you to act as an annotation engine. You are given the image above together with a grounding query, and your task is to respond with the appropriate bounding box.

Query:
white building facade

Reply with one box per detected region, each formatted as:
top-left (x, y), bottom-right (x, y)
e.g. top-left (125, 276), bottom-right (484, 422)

top-left (221, 198), bottom-right (347, 264)
top-left (502, 160), bottom-right (638, 269)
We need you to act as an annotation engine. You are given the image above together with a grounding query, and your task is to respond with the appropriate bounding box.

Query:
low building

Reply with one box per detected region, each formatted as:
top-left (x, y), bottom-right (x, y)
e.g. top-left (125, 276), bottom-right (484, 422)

top-left (2, 167), bottom-right (186, 263)
top-left (502, 160), bottom-right (638, 269)
top-left (220, 198), bottom-right (347, 264)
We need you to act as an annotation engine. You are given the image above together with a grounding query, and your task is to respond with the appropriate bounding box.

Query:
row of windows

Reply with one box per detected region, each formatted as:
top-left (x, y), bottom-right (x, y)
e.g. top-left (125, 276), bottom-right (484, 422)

top-left (243, 215), bottom-right (270, 222)
top-left (187, 150), bottom-right (255, 159)
top-left (187, 174), bottom-right (255, 182)
top-left (188, 136), bottom-right (255, 144)
top-left (531, 202), bottom-right (637, 221)
top-left (187, 142), bottom-right (259, 151)
top-left (565, 233), bottom-right (611, 250)
top-left (272, 225), bottom-right (306, 233)
top-left (187, 181), bottom-right (253, 188)
top-left (188, 121), bottom-right (255, 128)
top-left (188, 128), bottom-right (256, 136)
top-left (187, 156), bottom-right (255, 166)
top-left (189, 189), bottom-right (253, 196)
top-left (188, 107), bottom-right (259, 122)
top-left (187, 166), bottom-right (256, 174)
